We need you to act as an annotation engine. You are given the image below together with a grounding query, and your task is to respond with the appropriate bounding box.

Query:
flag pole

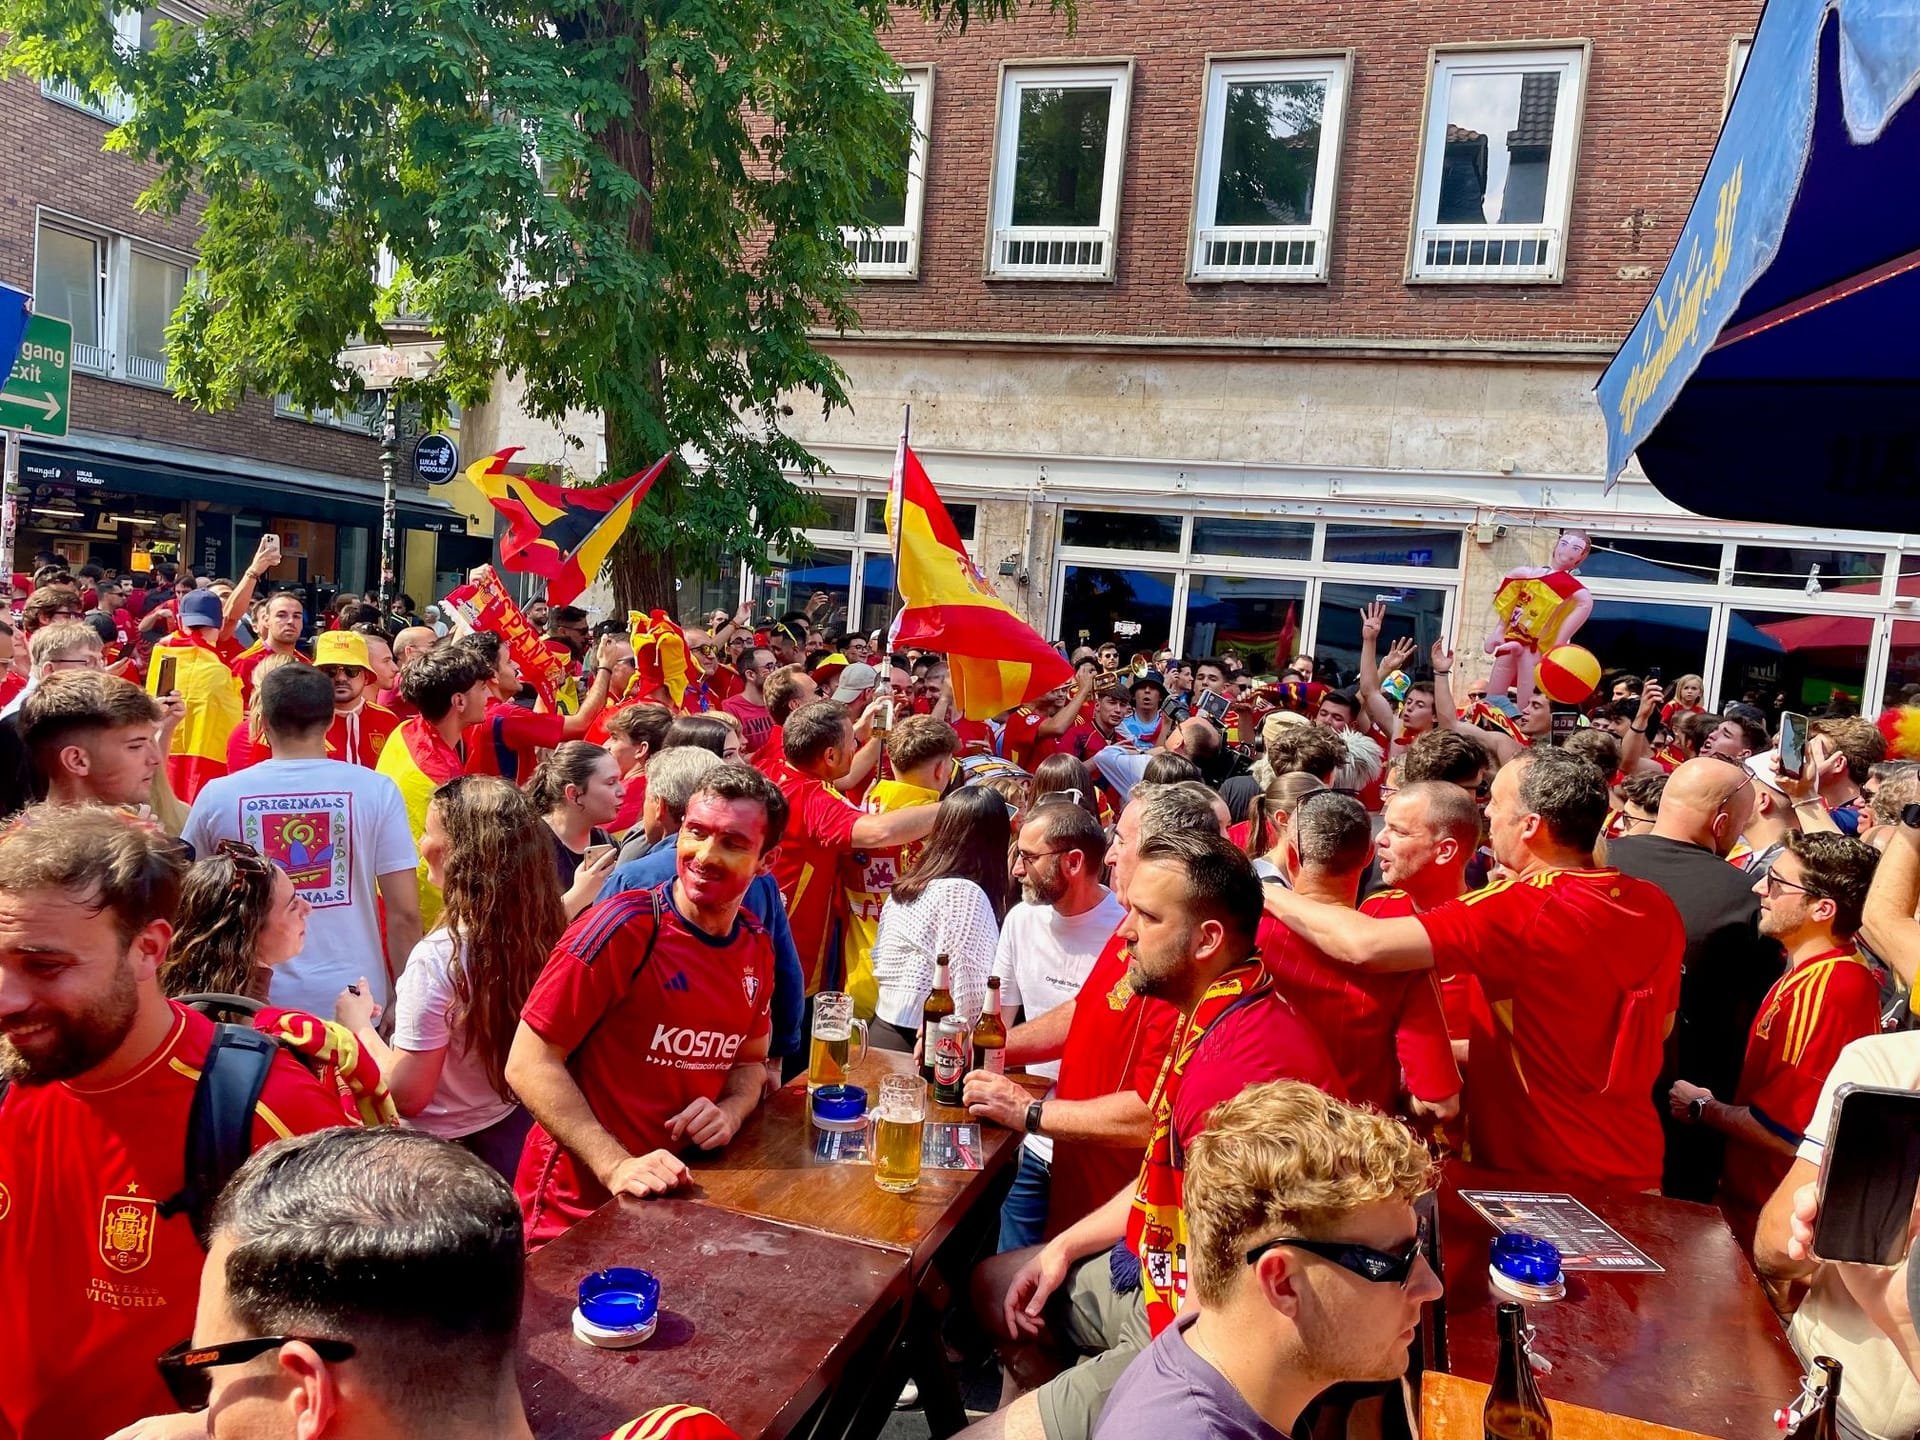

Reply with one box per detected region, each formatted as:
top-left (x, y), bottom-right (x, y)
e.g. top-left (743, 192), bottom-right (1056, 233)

top-left (884, 404), bottom-right (909, 663)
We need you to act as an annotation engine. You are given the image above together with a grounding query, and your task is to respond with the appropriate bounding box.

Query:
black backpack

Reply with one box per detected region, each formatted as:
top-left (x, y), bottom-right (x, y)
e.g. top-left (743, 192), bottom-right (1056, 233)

top-left (158, 997), bottom-right (284, 1246)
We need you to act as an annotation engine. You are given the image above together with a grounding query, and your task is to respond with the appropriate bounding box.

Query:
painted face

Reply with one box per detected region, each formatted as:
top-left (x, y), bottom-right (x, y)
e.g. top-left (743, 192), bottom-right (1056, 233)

top-left (676, 792), bottom-right (772, 915)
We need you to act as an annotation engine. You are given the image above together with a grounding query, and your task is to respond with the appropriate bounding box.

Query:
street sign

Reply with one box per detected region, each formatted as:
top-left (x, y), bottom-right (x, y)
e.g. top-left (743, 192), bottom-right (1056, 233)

top-left (0, 314), bottom-right (72, 438)
top-left (414, 432), bottom-right (459, 485)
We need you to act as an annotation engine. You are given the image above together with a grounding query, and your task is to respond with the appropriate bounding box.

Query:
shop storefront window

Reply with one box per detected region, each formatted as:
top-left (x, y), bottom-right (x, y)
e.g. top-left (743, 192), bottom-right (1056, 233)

top-left (337, 526), bottom-right (370, 596)
top-left (859, 553), bottom-right (899, 639)
top-left (1582, 599), bottom-right (1712, 696)
top-left (1184, 575), bottom-right (1307, 671)
top-left (1059, 565), bottom-right (1175, 651)
top-left (1061, 509), bottom-right (1181, 552)
top-left (808, 495), bottom-right (859, 533)
top-left (1314, 582), bottom-right (1449, 689)
top-left (1323, 523), bottom-right (1460, 569)
top-left (1726, 606), bottom-right (1869, 712)
top-left (1885, 620), bottom-right (1920, 709)
top-left (865, 499), bottom-right (975, 541)
top-left (762, 548), bottom-right (852, 636)
top-left (1733, 545), bottom-right (1883, 595)
top-left (1583, 536), bottom-right (1722, 585)
top-left (1190, 517), bottom-right (1314, 561)
top-left (681, 563), bottom-right (741, 623)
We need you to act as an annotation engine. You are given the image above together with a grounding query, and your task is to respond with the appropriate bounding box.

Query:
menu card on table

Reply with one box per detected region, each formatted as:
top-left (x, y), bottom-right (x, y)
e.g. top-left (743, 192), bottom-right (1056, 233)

top-left (1459, 1190), bottom-right (1664, 1272)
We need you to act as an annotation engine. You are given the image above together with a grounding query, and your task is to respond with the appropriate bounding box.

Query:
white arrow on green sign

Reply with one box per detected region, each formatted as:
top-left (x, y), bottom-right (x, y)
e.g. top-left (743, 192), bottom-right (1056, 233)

top-left (0, 314), bottom-right (73, 438)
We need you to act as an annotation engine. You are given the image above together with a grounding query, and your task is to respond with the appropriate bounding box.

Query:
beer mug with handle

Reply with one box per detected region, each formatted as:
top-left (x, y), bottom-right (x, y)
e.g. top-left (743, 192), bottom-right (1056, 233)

top-left (808, 991), bottom-right (869, 1093)
top-left (873, 1074), bottom-right (926, 1193)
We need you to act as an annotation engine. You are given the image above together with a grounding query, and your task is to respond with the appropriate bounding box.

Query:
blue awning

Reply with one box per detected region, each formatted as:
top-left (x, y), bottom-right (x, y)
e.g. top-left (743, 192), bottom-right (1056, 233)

top-left (1596, 0), bottom-right (1920, 531)
top-left (0, 285), bottom-right (26, 380)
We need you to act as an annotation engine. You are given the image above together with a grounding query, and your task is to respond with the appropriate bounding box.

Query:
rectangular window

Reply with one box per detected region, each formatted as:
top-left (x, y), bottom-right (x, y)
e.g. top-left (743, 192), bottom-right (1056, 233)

top-left (864, 497), bottom-right (974, 541)
top-left (1190, 55), bottom-right (1348, 282)
top-left (846, 71), bottom-right (932, 280)
top-left (806, 494), bottom-right (859, 533)
top-left (1060, 508), bottom-right (1180, 553)
top-left (1732, 545), bottom-right (1884, 595)
top-left (1186, 574), bottom-right (1307, 671)
top-left (1060, 565), bottom-right (1174, 651)
top-left (989, 63), bottom-right (1133, 279)
top-left (1411, 47), bottom-right (1585, 282)
top-left (40, 3), bottom-right (140, 121)
top-left (1583, 535), bottom-right (1723, 585)
top-left (1323, 523), bottom-right (1461, 569)
top-left (1583, 599), bottom-right (1713, 697)
top-left (1190, 516), bottom-right (1314, 561)
top-left (124, 249), bottom-right (187, 387)
top-left (1728, 607), bottom-right (1868, 711)
top-left (1314, 582), bottom-right (1450, 688)
top-left (1728, 39), bottom-right (1752, 112)
top-left (34, 224), bottom-right (106, 369)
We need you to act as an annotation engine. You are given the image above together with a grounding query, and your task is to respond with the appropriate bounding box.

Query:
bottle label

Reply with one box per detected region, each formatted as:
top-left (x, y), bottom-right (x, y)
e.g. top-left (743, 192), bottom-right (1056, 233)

top-left (983, 1047), bottom-right (1006, 1075)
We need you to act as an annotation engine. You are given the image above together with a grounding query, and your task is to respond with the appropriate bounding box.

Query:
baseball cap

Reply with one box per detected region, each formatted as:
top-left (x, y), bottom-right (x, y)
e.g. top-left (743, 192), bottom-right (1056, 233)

top-left (313, 630), bottom-right (373, 673)
top-left (177, 590), bottom-right (223, 629)
top-left (832, 663), bottom-right (879, 703)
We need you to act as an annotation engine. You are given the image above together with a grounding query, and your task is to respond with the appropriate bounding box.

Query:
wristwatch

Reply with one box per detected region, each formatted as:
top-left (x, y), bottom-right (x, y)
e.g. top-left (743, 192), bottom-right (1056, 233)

top-left (1686, 1095), bottom-right (1709, 1125)
top-left (1024, 1100), bottom-right (1046, 1135)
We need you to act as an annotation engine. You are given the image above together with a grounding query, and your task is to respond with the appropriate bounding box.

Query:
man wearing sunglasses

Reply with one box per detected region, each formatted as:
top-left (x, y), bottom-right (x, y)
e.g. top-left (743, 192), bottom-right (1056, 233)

top-left (0, 806), bottom-right (342, 1440)
top-left (1096, 1081), bottom-right (1441, 1440)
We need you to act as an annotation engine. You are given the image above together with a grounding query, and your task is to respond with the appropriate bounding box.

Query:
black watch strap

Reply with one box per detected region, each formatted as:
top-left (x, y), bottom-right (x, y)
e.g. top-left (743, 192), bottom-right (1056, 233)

top-left (1024, 1100), bottom-right (1045, 1135)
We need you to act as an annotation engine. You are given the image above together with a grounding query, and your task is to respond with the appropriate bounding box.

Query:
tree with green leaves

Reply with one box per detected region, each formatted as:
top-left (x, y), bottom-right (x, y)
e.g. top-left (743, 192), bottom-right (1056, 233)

top-left (2, 0), bottom-right (1063, 608)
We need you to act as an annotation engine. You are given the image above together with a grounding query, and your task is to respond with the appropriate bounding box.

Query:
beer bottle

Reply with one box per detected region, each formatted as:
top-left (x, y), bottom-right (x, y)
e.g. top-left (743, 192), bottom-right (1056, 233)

top-left (973, 975), bottom-right (1008, 1074)
top-left (1484, 1303), bottom-right (1551, 1440)
top-left (920, 954), bottom-right (954, 1084)
top-left (1781, 1357), bottom-right (1843, 1440)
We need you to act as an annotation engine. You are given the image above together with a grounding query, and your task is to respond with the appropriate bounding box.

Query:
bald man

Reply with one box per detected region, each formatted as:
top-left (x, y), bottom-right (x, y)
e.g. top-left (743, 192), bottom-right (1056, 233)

top-left (1609, 757), bottom-right (1786, 1201)
top-left (382, 626), bottom-right (441, 720)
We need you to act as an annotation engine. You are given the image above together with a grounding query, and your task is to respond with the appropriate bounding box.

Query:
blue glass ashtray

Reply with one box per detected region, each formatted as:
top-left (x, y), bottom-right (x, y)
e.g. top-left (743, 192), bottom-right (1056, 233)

top-left (1489, 1232), bottom-right (1566, 1301)
top-left (811, 1084), bottom-right (869, 1132)
top-left (574, 1267), bottom-right (661, 1346)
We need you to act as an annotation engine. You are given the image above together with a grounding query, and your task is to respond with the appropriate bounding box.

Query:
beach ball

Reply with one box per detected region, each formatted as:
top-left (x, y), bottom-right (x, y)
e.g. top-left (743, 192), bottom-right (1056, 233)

top-left (1537, 644), bottom-right (1600, 704)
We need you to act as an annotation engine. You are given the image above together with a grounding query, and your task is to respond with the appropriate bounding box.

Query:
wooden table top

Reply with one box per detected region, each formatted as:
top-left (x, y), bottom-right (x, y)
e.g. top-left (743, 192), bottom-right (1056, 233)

top-left (1435, 1164), bottom-right (1800, 1439)
top-left (519, 1195), bottom-right (910, 1440)
top-left (684, 1049), bottom-right (1038, 1272)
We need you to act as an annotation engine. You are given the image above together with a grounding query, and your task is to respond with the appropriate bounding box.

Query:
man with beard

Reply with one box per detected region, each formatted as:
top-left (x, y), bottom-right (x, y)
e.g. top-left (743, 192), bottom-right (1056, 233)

top-left (961, 831), bottom-right (1342, 1440)
top-left (1669, 832), bottom-right (1881, 1249)
top-left (977, 802), bottom-right (1126, 1251)
top-left (0, 805), bottom-right (342, 1440)
top-left (230, 589), bottom-right (310, 706)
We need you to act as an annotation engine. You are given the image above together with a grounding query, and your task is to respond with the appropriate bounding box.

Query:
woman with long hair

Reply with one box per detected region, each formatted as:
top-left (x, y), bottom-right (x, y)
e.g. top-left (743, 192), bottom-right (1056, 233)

top-left (1031, 753), bottom-right (1105, 826)
top-left (869, 787), bottom-right (1015, 1047)
top-left (162, 841), bottom-right (311, 1003)
top-left (335, 775), bottom-right (567, 1178)
top-left (529, 740), bottom-right (625, 914)
top-left (1249, 770), bottom-right (1330, 881)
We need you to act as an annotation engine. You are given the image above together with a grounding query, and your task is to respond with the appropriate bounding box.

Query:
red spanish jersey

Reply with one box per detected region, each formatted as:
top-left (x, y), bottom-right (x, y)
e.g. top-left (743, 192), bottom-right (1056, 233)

top-left (1127, 961), bottom-right (1343, 1334)
top-left (1417, 868), bottom-right (1684, 1191)
top-left (998, 707), bottom-right (1047, 769)
top-left (328, 700), bottom-right (402, 770)
top-left (1257, 913), bottom-right (1460, 1113)
top-left (0, 1004), bottom-right (345, 1440)
top-left (465, 698), bottom-right (566, 783)
top-left (1720, 950), bottom-right (1882, 1219)
top-left (515, 886), bottom-right (774, 1246)
top-left (231, 643), bottom-right (309, 705)
top-left (0, 669), bottom-right (24, 710)
top-left (722, 694), bottom-right (775, 756)
top-left (952, 717), bottom-right (995, 757)
top-left (754, 727), bottom-right (788, 774)
top-left (765, 758), bottom-right (862, 994)
top-left (1361, 888), bottom-right (1486, 1043)
top-left (1047, 931), bottom-right (1182, 1238)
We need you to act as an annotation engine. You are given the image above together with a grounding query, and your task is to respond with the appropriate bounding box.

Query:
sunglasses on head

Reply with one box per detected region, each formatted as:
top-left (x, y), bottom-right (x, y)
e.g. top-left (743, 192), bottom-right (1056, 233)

top-left (158, 1335), bottom-right (356, 1411)
top-left (1245, 1215), bottom-right (1429, 1286)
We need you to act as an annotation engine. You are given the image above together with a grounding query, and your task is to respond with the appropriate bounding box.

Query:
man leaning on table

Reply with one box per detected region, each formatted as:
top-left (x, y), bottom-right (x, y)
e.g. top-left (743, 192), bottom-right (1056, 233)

top-left (507, 764), bottom-right (789, 1247)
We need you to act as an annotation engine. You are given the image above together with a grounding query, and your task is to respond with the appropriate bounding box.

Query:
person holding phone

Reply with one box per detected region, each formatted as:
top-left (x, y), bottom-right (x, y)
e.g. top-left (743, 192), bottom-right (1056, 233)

top-left (530, 741), bottom-right (626, 916)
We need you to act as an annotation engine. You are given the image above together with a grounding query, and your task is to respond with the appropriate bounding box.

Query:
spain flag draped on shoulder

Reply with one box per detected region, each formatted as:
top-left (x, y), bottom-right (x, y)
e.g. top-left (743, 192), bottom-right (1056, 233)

top-left (147, 634), bottom-right (242, 802)
top-left (887, 438), bottom-right (1072, 721)
top-left (465, 448), bottom-right (669, 607)
top-left (630, 610), bottom-right (703, 709)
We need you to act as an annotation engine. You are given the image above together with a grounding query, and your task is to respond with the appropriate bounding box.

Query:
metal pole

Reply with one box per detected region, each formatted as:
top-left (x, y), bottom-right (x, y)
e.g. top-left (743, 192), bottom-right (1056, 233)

top-left (0, 427), bottom-right (17, 584)
top-left (884, 404), bottom-right (909, 642)
top-left (377, 393), bottom-right (397, 609)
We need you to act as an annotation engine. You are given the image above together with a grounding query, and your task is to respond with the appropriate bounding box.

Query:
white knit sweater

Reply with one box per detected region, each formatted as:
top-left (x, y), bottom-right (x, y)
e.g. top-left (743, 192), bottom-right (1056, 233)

top-left (870, 877), bottom-right (1002, 1030)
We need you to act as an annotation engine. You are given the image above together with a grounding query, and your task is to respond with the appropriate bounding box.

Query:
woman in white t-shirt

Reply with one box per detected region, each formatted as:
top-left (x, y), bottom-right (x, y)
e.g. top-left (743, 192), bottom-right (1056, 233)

top-left (336, 774), bottom-right (567, 1178)
top-left (870, 787), bottom-right (1015, 1045)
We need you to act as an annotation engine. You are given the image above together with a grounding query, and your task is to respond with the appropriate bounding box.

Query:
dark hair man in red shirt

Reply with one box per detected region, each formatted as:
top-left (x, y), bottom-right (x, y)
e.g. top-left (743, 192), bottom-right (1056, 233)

top-left (963, 830), bottom-right (1343, 1440)
top-left (506, 763), bottom-right (793, 1245)
top-left (1263, 747), bottom-right (1685, 1193)
top-left (0, 805), bottom-right (343, 1440)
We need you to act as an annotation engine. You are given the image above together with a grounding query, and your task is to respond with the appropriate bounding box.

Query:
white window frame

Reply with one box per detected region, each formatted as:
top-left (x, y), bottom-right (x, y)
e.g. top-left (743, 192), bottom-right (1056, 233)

top-left (986, 60), bottom-right (1133, 281)
top-left (33, 218), bottom-right (110, 374)
top-left (845, 68), bottom-right (932, 281)
top-left (1408, 44), bottom-right (1588, 284)
top-left (118, 240), bottom-right (190, 389)
top-left (274, 393), bottom-right (383, 435)
top-left (1188, 52), bottom-right (1350, 283)
top-left (1727, 39), bottom-right (1753, 113)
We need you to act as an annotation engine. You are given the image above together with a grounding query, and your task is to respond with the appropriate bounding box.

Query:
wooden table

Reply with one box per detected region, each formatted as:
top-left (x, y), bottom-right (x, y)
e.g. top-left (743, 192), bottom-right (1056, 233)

top-left (685, 1048), bottom-right (1038, 1273)
top-left (1433, 1164), bottom-right (1801, 1439)
top-left (519, 1196), bottom-right (910, 1440)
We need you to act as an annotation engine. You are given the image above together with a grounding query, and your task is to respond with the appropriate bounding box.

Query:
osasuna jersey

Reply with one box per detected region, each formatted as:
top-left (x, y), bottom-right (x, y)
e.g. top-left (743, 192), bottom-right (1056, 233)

top-left (516, 883), bottom-right (773, 1246)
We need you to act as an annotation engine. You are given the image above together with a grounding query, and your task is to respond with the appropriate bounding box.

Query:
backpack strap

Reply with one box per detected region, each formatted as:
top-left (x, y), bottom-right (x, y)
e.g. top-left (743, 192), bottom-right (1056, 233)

top-left (158, 1023), bottom-right (279, 1246)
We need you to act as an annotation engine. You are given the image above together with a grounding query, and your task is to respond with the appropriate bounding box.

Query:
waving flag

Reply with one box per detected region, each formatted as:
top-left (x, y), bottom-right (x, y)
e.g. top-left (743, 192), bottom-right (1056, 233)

top-left (887, 440), bottom-right (1072, 721)
top-left (465, 448), bottom-right (668, 607)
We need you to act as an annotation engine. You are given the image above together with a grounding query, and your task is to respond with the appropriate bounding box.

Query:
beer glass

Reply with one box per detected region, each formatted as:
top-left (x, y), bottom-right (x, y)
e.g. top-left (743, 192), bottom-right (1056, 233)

top-left (873, 1074), bottom-right (926, 1194)
top-left (808, 991), bottom-right (869, 1093)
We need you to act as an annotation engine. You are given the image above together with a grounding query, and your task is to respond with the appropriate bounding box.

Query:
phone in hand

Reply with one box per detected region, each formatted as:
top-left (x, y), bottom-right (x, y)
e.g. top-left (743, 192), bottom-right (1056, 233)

top-left (1811, 1084), bottom-right (1920, 1265)
top-left (583, 842), bottom-right (618, 868)
top-left (155, 655), bottom-right (177, 696)
top-left (1780, 711), bottom-right (1810, 778)
top-left (1550, 710), bottom-right (1580, 742)
top-left (1646, 666), bottom-right (1662, 685)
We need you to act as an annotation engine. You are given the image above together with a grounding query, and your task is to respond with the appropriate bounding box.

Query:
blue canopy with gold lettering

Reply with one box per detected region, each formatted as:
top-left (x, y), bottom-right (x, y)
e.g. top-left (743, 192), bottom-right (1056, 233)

top-left (1597, 0), bottom-right (1920, 530)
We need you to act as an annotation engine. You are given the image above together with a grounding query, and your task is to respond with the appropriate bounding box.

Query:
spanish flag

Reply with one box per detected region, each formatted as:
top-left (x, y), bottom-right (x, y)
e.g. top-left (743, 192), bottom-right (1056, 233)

top-left (886, 439), bottom-right (1072, 721)
top-left (147, 634), bottom-right (242, 803)
top-left (465, 448), bottom-right (669, 608)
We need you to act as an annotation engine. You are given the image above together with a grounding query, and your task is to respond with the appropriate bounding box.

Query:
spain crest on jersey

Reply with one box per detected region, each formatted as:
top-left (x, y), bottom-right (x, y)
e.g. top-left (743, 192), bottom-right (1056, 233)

top-left (100, 1190), bottom-right (158, 1273)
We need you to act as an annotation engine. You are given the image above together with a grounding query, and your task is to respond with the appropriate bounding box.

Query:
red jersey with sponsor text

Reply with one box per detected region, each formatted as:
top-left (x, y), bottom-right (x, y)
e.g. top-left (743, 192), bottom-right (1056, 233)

top-left (1417, 867), bottom-right (1683, 1191)
top-left (516, 885), bottom-right (773, 1245)
top-left (0, 1004), bottom-right (345, 1440)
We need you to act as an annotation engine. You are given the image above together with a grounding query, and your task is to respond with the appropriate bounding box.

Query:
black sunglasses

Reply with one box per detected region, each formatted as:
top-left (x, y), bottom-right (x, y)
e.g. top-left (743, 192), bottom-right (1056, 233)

top-left (1246, 1216), bottom-right (1428, 1286)
top-left (158, 1335), bottom-right (356, 1411)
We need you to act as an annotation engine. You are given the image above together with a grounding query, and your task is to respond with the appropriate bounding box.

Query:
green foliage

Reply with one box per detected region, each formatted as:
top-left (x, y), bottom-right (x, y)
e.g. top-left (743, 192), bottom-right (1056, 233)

top-left (0, 0), bottom-right (1070, 604)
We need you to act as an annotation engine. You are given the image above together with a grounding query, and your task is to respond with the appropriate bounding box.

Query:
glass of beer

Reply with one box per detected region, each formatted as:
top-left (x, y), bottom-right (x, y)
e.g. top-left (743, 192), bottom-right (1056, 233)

top-left (808, 991), bottom-right (869, 1093)
top-left (873, 1074), bottom-right (926, 1194)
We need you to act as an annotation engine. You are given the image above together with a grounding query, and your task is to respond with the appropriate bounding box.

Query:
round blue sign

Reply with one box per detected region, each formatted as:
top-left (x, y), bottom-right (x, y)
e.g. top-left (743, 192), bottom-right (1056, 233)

top-left (413, 432), bottom-right (459, 485)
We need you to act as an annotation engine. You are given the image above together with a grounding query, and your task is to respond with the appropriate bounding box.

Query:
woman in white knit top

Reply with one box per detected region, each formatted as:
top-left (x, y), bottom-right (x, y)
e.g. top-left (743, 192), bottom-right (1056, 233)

top-left (870, 786), bottom-right (1016, 1042)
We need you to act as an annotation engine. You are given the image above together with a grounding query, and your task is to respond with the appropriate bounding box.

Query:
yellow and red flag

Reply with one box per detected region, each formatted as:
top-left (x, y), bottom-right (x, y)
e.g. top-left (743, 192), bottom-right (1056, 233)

top-left (464, 448), bottom-right (668, 608)
top-left (147, 635), bottom-right (242, 803)
top-left (886, 440), bottom-right (1072, 721)
top-left (629, 610), bottom-right (703, 709)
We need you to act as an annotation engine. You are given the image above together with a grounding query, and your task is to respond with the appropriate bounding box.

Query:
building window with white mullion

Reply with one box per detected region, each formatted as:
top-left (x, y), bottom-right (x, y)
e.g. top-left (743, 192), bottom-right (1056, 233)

top-left (33, 223), bottom-right (109, 374)
top-left (845, 70), bottom-right (932, 280)
top-left (122, 247), bottom-right (187, 388)
top-left (988, 62), bottom-right (1133, 280)
top-left (1189, 55), bottom-right (1348, 283)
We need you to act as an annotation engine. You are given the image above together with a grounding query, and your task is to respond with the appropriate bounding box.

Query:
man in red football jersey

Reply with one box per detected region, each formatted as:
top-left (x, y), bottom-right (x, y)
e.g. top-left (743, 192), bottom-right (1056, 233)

top-left (507, 764), bottom-right (790, 1245)
top-left (1264, 747), bottom-right (1685, 1192)
top-left (0, 805), bottom-right (343, 1440)
top-left (1366, 780), bottom-right (1483, 1056)
top-left (460, 629), bottom-right (618, 784)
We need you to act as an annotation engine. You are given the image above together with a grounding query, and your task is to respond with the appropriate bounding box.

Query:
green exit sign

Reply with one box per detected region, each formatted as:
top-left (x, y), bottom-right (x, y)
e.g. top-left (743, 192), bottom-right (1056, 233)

top-left (1, 314), bottom-right (73, 437)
